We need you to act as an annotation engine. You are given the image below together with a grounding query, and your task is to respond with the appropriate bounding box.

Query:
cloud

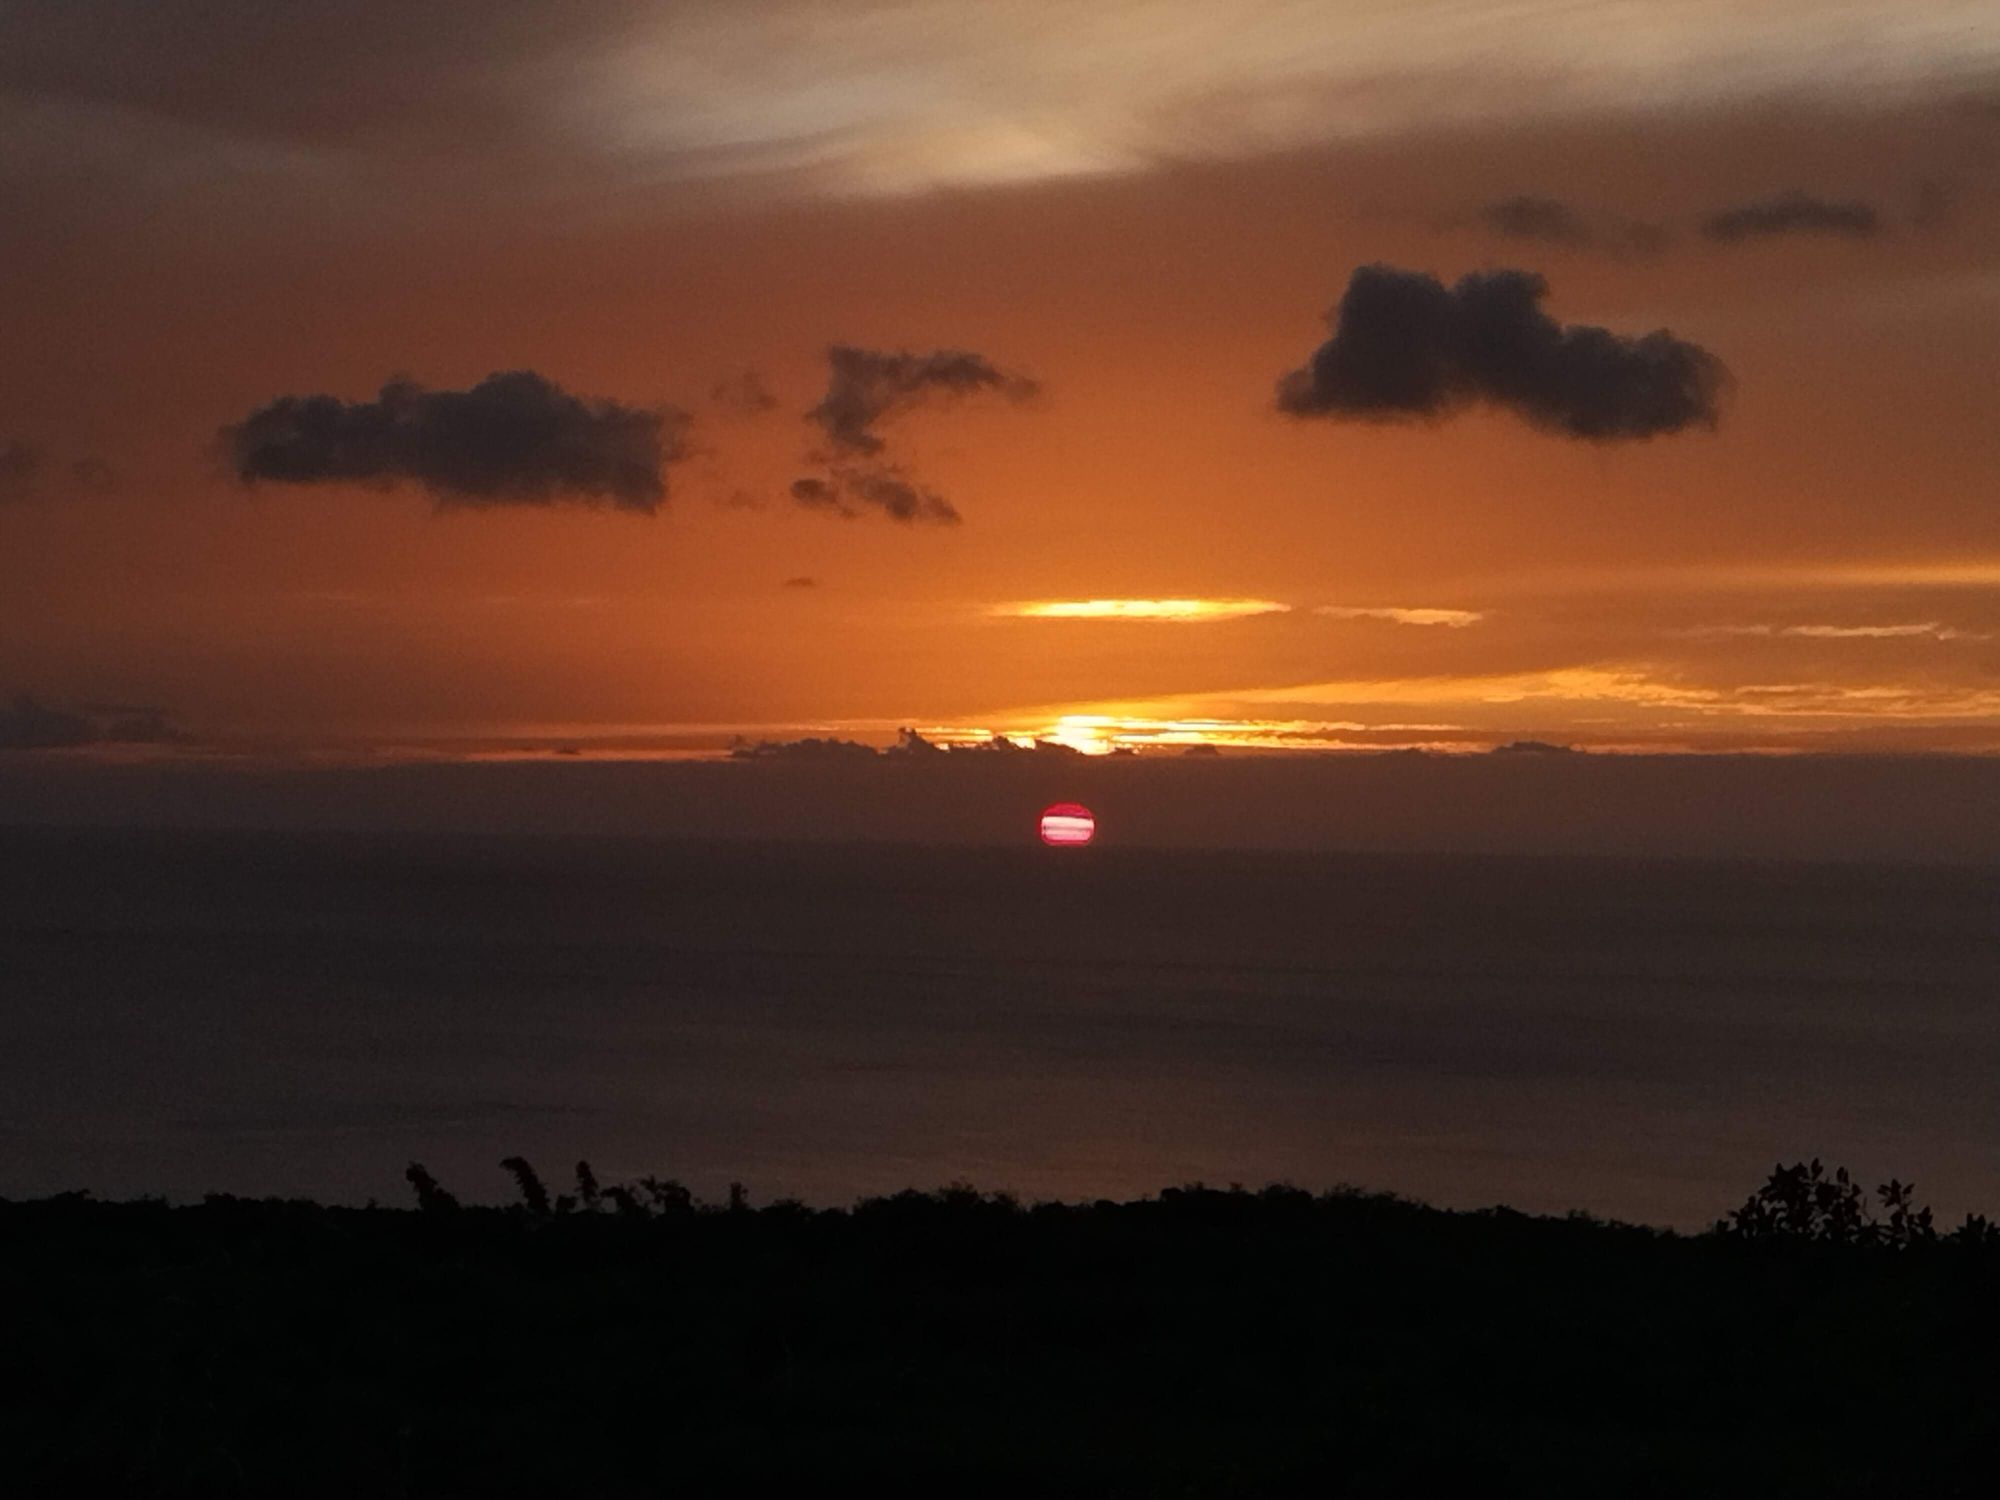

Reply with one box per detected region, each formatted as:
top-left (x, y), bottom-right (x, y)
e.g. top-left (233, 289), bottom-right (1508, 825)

top-left (710, 370), bottom-right (778, 415)
top-left (1317, 606), bottom-right (1485, 627)
top-left (789, 467), bottom-right (960, 525)
top-left (70, 457), bottom-right (117, 492)
top-left (1475, 196), bottom-right (1669, 255)
top-left (1685, 621), bottom-right (1989, 641)
top-left (789, 344), bottom-right (1035, 523)
top-left (1700, 191), bottom-right (1880, 242)
top-left (0, 694), bottom-right (91, 749)
top-left (0, 442), bottom-right (119, 500)
top-left (1276, 264), bottom-right (1727, 441)
top-left (223, 370), bottom-right (687, 512)
top-left (728, 734), bottom-right (879, 761)
top-left (0, 439), bottom-right (42, 499)
top-left (806, 345), bottom-right (1038, 456)
top-left (1479, 196), bottom-right (1593, 246)
top-left (1911, 178), bottom-right (1953, 229)
top-left (1783, 623), bottom-right (1973, 640)
top-left (782, 575), bottom-right (819, 588)
top-left (581, 4), bottom-right (2000, 199)
top-left (0, 694), bottom-right (178, 750)
top-left (11, 2), bottom-right (1992, 207)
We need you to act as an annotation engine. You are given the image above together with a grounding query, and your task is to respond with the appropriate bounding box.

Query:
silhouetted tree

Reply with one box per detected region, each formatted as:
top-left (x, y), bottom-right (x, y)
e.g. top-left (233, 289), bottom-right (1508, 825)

top-left (1877, 1178), bottom-right (1937, 1248)
top-left (500, 1156), bottom-right (552, 1217)
top-left (1955, 1214), bottom-right (2000, 1246)
top-left (638, 1176), bottom-right (694, 1217)
top-left (575, 1161), bottom-right (602, 1213)
top-left (602, 1185), bottom-right (647, 1220)
top-left (1726, 1160), bottom-right (1945, 1247)
top-left (404, 1162), bottom-right (459, 1213)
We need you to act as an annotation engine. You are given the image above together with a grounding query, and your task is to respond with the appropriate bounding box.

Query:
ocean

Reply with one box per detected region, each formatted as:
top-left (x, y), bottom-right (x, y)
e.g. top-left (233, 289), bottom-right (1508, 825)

top-left (3, 825), bottom-right (1996, 1228)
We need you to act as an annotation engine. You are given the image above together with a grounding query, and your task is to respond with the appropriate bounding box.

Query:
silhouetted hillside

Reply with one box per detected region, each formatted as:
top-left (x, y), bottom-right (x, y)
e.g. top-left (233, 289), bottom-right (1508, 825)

top-left (5, 1162), bottom-right (1997, 1495)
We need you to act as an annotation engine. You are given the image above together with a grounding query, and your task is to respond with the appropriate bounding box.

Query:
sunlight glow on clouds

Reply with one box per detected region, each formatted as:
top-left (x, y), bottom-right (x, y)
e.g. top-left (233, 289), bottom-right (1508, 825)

top-left (1220, 666), bottom-right (2000, 720)
top-left (1317, 606), bottom-right (1485, 627)
top-left (1018, 664), bottom-right (2000, 751)
top-left (1683, 621), bottom-right (1991, 641)
top-left (1023, 714), bottom-right (1465, 753)
top-left (995, 598), bottom-right (1292, 621)
top-left (582, 0), bottom-right (2000, 195)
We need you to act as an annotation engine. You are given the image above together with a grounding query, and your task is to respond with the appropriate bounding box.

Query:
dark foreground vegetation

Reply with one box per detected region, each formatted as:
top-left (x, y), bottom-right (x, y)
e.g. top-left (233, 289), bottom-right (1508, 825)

top-left (6, 1160), bottom-right (1998, 1497)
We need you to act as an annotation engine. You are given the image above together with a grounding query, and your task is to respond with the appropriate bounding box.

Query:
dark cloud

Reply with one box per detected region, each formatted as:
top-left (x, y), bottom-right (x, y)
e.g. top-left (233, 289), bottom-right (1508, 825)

top-left (728, 735), bottom-right (878, 762)
top-left (0, 1), bottom-right (629, 155)
top-left (1479, 196), bottom-right (1594, 246)
top-left (729, 729), bottom-right (1073, 761)
top-left (806, 345), bottom-right (1038, 456)
top-left (710, 370), bottom-right (779, 416)
top-left (789, 467), bottom-right (960, 525)
top-left (1276, 264), bottom-right (1727, 441)
top-left (1475, 196), bottom-right (1670, 255)
top-left (0, 443), bottom-right (120, 500)
top-left (0, 695), bottom-right (91, 749)
top-left (0, 694), bottom-right (177, 750)
top-left (70, 456), bottom-right (117, 492)
top-left (782, 576), bottom-right (818, 588)
top-left (727, 730), bottom-right (1057, 761)
top-left (1911, 178), bottom-right (1952, 229)
top-left (82, 703), bottom-right (179, 743)
top-left (1700, 191), bottom-right (1880, 242)
top-left (224, 370), bottom-right (686, 512)
top-left (1, 439), bottom-right (42, 499)
top-left (791, 344), bottom-right (1034, 523)
top-left (883, 728), bottom-right (1072, 757)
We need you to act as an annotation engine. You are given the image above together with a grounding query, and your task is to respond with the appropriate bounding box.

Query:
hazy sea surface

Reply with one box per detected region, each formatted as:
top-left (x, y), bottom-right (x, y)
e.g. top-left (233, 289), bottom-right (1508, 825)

top-left (2, 826), bottom-right (1996, 1228)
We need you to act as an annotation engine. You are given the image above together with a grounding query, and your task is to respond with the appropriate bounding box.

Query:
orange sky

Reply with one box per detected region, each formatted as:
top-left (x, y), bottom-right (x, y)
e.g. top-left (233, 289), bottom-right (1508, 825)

top-left (4, 2), bottom-right (2000, 756)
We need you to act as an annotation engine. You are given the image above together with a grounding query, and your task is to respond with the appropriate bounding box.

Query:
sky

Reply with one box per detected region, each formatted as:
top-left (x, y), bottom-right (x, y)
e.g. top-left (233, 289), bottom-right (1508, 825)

top-left (4, 0), bottom-right (2000, 758)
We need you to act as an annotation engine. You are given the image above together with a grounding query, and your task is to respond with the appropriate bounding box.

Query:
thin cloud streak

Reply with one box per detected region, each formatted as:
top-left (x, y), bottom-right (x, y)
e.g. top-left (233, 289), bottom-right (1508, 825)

top-left (1682, 622), bottom-right (1990, 641)
top-left (1700, 191), bottom-right (1880, 242)
top-left (1318, 606), bottom-right (1485, 627)
top-left (1070, 665), bottom-right (2000, 728)
top-left (1456, 560), bottom-right (2000, 598)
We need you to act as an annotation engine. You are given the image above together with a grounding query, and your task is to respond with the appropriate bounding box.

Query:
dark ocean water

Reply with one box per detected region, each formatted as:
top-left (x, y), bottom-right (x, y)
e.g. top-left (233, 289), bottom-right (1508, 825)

top-left (2, 826), bottom-right (1996, 1228)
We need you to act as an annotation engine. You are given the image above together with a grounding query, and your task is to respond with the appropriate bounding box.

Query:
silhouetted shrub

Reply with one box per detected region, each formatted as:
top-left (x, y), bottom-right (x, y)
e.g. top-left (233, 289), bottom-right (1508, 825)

top-left (9, 1155), bottom-right (2000, 1495)
top-left (1725, 1160), bottom-right (1944, 1247)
